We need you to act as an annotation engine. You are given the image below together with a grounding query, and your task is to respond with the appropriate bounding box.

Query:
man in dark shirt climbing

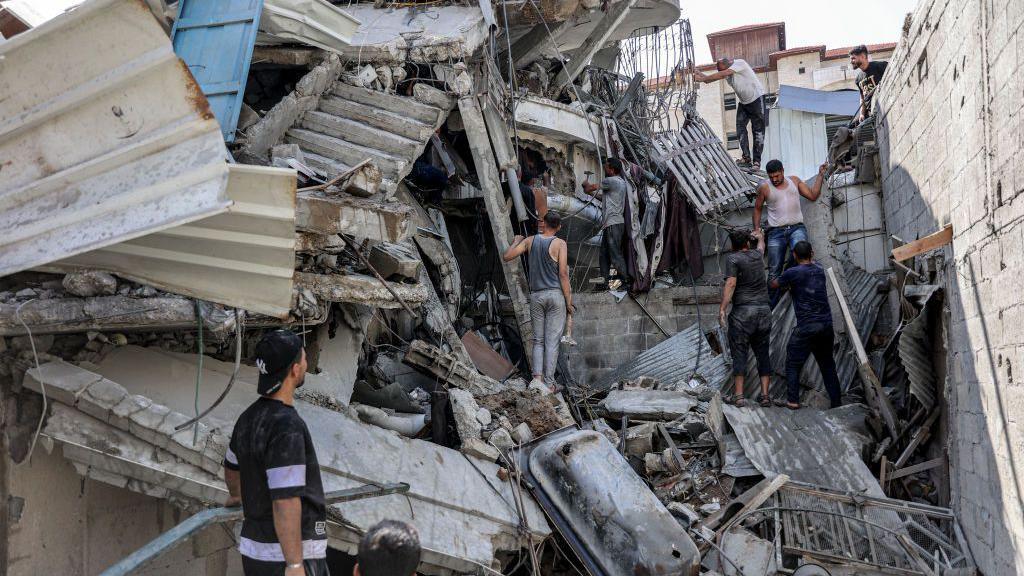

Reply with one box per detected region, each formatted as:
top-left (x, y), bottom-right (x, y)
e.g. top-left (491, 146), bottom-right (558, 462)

top-left (849, 44), bottom-right (888, 126)
top-left (770, 241), bottom-right (842, 410)
top-left (719, 229), bottom-right (772, 407)
top-left (224, 330), bottom-right (329, 576)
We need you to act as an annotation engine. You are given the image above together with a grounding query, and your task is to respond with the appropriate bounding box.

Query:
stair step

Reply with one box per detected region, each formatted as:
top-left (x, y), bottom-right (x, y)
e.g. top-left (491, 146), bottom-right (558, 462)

top-left (286, 128), bottom-right (405, 179)
top-left (300, 151), bottom-right (398, 195)
top-left (330, 82), bottom-right (443, 125)
top-left (301, 111), bottom-right (420, 158)
top-left (318, 96), bottom-right (436, 142)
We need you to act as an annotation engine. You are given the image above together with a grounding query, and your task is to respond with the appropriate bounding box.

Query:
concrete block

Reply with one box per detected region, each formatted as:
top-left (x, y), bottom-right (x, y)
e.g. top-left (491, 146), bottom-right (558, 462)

top-left (369, 242), bottom-right (422, 279)
top-left (413, 83), bottom-right (453, 110)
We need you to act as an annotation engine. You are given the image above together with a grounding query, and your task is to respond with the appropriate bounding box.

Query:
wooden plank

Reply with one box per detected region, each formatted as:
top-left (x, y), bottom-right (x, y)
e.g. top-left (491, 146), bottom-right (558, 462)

top-left (826, 266), bottom-right (900, 442)
top-left (891, 224), bottom-right (953, 261)
top-left (889, 456), bottom-right (945, 480)
top-left (715, 474), bottom-right (790, 540)
top-left (893, 410), bottom-right (940, 468)
top-left (457, 96), bottom-right (533, 348)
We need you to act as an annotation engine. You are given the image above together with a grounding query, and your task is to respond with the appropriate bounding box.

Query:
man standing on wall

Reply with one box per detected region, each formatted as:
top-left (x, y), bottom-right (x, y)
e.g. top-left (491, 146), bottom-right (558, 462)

top-left (849, 44), bottom-right (889, 125)
top-left (503, 211), bottom-right (573, 391)
top-left (719, 229), bottom-right (773, 407)
top-left (753, 159), bottom-right (827, 307)
top-left (583, 158), bottom-right (631, 291)
top-left (693, 57), bottom-right (768, 170)
top-left (769, 241), bottom-right (842, 409)
top-left (224, 330), bottom-right (330, 576)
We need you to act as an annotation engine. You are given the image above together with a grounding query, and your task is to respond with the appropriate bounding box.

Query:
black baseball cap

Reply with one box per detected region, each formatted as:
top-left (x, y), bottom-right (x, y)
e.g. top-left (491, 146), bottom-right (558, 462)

top-left (254, 330), bottom-right (303, 395)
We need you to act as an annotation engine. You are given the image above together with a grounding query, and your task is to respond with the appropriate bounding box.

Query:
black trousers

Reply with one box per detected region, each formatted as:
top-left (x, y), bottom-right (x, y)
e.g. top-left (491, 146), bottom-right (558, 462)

top-left (242, 557), bottom-right (330, 576)
top-left (735, 96), bottom-right (767, 164)
top-left (728, 304), bottom-right (772, 378)
top-left (599, 223), bottom-right (630, 284)
top-left (785, 322), bottom-right (842, 407)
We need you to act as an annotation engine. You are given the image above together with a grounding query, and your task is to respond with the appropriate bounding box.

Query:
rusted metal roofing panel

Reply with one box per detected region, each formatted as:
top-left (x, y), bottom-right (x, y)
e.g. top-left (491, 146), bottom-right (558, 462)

top-left (591, 321), bottom-right (730, 391)
top-left (0, 0), bottom-right (232, 278)
top-left (50, 165), bottom-right (297, 318)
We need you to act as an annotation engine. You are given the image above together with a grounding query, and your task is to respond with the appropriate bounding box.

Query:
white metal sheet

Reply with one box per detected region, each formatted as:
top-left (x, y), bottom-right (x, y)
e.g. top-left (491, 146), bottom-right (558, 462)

top-left (762, 107), bottom-right (827, 181)
top-left (257, 0), bottom-right (361, 54)
top-left (51, 165), bottom-right (297, 318)
top-left (0, 0), bottom-right (232, 277)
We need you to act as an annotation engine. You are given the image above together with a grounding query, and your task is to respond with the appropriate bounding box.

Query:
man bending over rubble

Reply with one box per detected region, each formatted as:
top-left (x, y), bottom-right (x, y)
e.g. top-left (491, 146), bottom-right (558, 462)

top-left (224, 330), bottom-right (329, 576)
top-left (719, 228), bottom-right (773, 407)
top-left (693, 57), bottom-right (767, 170)
top-left (504, 211), bottom-right (573, 391)
top-left (353, 520), bottom-right (421, 576)
top-left (754, 159), bottom-right (827, 308)
top-left (769, 241), bottom-right (842, 409)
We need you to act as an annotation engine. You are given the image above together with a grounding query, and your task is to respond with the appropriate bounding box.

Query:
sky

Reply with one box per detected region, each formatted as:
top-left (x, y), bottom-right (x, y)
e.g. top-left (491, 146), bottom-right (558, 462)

top-left (683, 0), bottom-right (918, 64)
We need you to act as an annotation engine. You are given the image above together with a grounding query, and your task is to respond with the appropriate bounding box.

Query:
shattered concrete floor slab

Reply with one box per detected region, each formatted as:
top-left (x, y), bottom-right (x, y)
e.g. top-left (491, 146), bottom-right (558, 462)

top-left (26, 347), bottom-right (550, 574)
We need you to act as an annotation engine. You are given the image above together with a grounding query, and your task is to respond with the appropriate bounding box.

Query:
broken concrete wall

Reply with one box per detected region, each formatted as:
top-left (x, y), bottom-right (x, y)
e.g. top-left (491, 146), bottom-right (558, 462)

top-left (875, 0), bottom-right (1024, 572)
top-left (8, 448), bottom-right (240, 576)
top-left (568, 285), bottom-right (720, 385)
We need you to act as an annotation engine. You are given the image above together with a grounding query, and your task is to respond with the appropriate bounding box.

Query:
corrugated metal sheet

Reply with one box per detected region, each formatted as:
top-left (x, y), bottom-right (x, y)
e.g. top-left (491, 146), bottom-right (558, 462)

top-left (591, 322), bottom-right (730, 391)
top-left (171, 0), bottom-right (263, 142)
top-left (0, 0), bottom-right (232, 277)
top-left (50, 165), bottom-right (297, 318)
top-left (761, 107), bottom-right (827, 181)
top-left (723, 403), bottom-right (883, 496)
top-left (743, 262), bottom-right (886, 401)
top-left (258, 0), bottom-right (361, 55)
top-left (775, 85), bottom-right (859, 116)
top-left (893, 290), bottom-right (940, 409)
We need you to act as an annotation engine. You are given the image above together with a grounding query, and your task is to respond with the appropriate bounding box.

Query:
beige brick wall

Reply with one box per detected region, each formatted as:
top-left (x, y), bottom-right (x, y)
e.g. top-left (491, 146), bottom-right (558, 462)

top-left (875, 0), bottom-right (1024, 573)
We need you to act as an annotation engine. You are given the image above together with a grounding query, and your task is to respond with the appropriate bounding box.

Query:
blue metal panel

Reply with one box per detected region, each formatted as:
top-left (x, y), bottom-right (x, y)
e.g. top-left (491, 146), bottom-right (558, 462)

top-left (171, 0), bottom-right (263, 142)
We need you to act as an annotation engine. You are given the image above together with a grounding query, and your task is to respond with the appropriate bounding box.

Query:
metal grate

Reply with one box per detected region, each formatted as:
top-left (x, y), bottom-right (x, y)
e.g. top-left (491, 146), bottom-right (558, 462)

top-left (766, 483), bottom-right (975, 574)
top-left (653, 116), bottom-right (754, 216)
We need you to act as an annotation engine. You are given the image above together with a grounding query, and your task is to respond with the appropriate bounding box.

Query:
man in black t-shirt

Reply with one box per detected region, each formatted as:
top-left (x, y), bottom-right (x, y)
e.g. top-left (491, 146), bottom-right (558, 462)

top-left (719, 228), bottom-right (773, 407)
top-left (224, 330), bottom-right (329, 576)
top-left (849, 45), bottom-right (888, 125)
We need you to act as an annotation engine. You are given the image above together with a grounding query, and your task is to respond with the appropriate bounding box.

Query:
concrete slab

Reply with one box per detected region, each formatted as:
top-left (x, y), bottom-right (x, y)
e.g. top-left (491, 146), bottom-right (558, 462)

top-left (598, 389), bottom-right (701, 420)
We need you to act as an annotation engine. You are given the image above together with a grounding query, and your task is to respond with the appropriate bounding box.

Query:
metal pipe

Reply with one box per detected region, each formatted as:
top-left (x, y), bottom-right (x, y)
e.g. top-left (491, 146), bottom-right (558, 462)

top-left (506, 167), bottom-right (529, 222)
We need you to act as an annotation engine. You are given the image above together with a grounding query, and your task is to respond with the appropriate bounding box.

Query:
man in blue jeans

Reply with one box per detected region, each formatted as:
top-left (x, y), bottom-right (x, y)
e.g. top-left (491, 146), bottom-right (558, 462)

top-left (769, 241), bottom-right (842, 409)
top-left (753, 159), bottom-right (827, 308)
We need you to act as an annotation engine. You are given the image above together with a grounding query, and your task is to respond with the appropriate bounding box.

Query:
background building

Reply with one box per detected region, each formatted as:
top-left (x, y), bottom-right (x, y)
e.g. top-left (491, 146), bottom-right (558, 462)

top-left (691, 22), bottom-right (895, 158)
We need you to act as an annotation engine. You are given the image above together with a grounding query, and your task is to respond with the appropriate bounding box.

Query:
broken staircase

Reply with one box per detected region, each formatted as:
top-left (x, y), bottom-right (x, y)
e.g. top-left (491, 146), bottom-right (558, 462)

top-left (286, 82), bottom-right (451, 196)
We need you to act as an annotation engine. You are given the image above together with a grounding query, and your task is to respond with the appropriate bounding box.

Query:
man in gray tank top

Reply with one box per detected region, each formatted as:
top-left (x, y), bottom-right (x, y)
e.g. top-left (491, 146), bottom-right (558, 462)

top-left (503, 211), bottom-right (573, 390)
top-left (753, 159), bottom-right (827, 307)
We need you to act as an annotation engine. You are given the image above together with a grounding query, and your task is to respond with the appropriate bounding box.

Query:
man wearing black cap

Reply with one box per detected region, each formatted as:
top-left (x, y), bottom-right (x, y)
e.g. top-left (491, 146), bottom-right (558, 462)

top-left (223, 330), bottom-right (329, 576)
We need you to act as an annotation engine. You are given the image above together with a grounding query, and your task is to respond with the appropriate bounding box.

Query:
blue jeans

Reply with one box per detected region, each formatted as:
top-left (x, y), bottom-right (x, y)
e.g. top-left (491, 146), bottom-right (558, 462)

top-left (766, 223), bottom-right (808, 307)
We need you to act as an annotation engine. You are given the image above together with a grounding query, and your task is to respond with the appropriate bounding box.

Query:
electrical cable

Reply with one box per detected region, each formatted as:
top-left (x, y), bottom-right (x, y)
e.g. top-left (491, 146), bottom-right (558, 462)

top-left (192, 299), bottom-right (204, 445)
top-left (175, 308), bottom-right (244, 431)
top-left (15, 299), bottom-right (47, 466)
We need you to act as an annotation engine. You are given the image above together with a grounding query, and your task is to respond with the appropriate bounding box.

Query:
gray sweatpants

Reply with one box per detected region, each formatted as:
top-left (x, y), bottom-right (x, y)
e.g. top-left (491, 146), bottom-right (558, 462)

top-left (530, 289), bottom-right (566, 381)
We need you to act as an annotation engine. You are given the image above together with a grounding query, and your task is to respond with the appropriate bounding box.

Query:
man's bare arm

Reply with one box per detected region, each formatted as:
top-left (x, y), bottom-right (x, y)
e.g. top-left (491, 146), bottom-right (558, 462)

top-left (719, 277), bottom-right (737, 326)
top-left (752, 184), bottom-right (767, 231)
top-left (502, 235), bottom-right (531, 262)
top-left (582, 181), bottom-right (601, 195)
top-left (272, 497), bottom-right (304, 567)
top-left (796, 164), bottom-right (828, 201)
top-left (769, 278), bottom-right (781, 290)
top-left (557, 240), bottom-right (573, 314)
top-left (224, 468), bottom-right (241, 507)
top-left (693, 68), bottom-right (735, 83)
top-left (752, 229), bottom-right (766, 254)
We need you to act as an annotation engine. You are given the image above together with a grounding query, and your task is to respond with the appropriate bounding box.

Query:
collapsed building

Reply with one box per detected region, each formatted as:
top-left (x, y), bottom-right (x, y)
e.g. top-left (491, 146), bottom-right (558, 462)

top-left (0, 0), bottom-right (1012, 573)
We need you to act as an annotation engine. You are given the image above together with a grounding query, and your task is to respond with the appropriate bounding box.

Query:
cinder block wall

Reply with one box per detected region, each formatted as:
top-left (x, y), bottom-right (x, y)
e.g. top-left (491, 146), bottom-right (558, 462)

top-left (566, 286), bottom-right (721, 385)
top-left (875, 0), bottom-right (1024, 572)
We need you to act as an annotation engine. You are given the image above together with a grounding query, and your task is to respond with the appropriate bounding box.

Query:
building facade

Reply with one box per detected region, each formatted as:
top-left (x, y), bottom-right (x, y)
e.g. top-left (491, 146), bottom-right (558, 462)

top-left (693, 22), bottom-right (895, 158)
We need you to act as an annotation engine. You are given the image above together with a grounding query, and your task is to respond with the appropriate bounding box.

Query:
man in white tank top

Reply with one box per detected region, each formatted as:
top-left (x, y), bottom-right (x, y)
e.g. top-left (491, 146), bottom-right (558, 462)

top-left (752, 159), bottom-right (827, 307)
